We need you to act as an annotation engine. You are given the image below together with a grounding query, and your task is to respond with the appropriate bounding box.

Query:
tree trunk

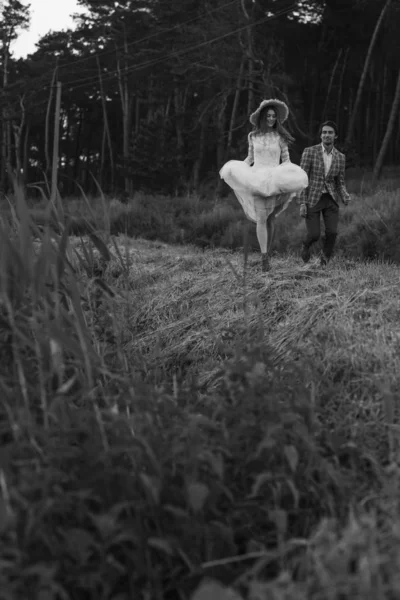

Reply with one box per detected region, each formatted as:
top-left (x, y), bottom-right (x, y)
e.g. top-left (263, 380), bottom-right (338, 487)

top-left (247, 55), bottom-right (255, 116)
top-left (6, 116), bottom-right (12, 179)
top-left (73, 110), bottom-right (83, 183)
top-left (345, 0), bottom-right (392, 147)
top-left (23, 121), bottom-right (30, 186)
top-left (191, 114), bottom-right (208, 191)
top-left (336, 47), bottom-right (349, 136)
top-left (348, 88), bottom-right (354, 127)
top-left (165, 95), bottom-right (171, 120)
top-left (373, 68), bottom-right (400, 180)
top-left (216, 94), bottom-right (228, 167)
top-left (135, 96), bottom-right (141, 133)
top-left (173, 83), bottom-right (189, 182)
top-left (147, 74), bottom-right (154, 124)
top-left (262, 42), bottom-right (274, 97)
top-left (45, 66), bottom-right (58, 179)
top-left (280, 88), bottom-right (309, 142)
top-left (242, 0), bottom-right (256, 116)
top-left (365, 87), bottom-right (371, 156)
top-left (227, 56), bottom-right (245, 152)
top-left (215, 94), bottom-right (228, 197)
top-left (1, 40), bottom-right (9, 192)
top-left (308, 66), bottom-right (319, 136)
top-left (395, 110), bottom-right (400, 155)
top-left (116, 43), bottom-right (133, 194)
top-left (308, 23), bottom-right (327, 135)
top-left (63, 109), bottom-right (72, 195)
top-left (380, 63), bottom-right (388, 140)
top-left (12, 94), bottom-right (26, 187)
top-left (372, 61), bottom-right (381, 161)
top-left (97, 56), bottom-right (114, 190)
top-left (100, 126), bottom-right (106, 188)
top-left (321, 48), bottom-right (342, 122)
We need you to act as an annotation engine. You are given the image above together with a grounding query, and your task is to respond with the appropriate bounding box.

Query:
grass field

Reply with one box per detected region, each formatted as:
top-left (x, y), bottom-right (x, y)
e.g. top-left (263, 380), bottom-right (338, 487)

top-left (6, 166), bottom-right (400, 263)
top-left (1, 178), bottom-right (400, 598)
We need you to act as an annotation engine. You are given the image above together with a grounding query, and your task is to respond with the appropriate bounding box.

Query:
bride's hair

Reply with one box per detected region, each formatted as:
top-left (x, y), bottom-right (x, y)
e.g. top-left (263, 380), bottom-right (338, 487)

top-left (253, 106), bottom-right (295, 145)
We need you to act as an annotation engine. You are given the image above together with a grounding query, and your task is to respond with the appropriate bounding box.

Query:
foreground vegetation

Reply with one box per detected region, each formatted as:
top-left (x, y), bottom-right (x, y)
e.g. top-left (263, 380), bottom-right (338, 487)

top-left (1, 181), bottom-right (400, 598)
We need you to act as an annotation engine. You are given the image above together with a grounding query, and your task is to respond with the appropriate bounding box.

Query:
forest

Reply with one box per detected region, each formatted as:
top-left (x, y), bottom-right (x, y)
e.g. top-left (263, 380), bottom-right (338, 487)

top-left (3, 2), bottom-right (400, 599)
top-left (1, 0), bottom-right (399, 199)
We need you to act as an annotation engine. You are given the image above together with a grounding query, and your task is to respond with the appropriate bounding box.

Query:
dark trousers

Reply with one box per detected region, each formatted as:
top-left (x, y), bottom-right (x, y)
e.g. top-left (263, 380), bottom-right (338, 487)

top-left (303, 193), bottom-right (339, 259)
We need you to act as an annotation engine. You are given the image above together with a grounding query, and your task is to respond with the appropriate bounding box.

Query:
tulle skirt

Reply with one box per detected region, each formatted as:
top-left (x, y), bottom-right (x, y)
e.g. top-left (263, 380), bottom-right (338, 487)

top-left (220, 160), bottom-right (309, 223)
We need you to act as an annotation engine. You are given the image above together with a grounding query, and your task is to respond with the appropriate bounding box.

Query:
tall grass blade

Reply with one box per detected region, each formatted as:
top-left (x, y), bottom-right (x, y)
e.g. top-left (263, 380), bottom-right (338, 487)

top-left (88, 231), bottom-right (111, 264)
top-left (90, 172), bottom-right (110, 239)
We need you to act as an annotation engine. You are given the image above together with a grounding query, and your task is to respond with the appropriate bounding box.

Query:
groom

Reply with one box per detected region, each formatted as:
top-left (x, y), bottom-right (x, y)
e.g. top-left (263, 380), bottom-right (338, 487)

top-left (298, 121), bottom-right (351, 266)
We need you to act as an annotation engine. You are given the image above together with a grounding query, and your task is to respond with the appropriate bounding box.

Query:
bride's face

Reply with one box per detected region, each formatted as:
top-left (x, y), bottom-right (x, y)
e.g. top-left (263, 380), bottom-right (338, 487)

top-left (260, 108), bottom-right (277, 129)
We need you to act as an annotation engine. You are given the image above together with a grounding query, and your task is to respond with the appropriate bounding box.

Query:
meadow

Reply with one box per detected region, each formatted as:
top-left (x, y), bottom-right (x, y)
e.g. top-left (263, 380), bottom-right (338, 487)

top-left (1, 170), bottom-right (400, 599)
top-left (26, 166), bottom-right (400, 263)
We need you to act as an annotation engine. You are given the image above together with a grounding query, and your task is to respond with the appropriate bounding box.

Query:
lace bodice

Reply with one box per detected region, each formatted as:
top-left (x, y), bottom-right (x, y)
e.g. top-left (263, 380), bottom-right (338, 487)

top-left (244, 131), bottom-right (290, 167)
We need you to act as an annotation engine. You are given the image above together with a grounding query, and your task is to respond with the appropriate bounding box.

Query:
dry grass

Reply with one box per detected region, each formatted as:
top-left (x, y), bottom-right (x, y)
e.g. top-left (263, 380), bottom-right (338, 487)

top-left (94, 235), bottom-right (400, 400)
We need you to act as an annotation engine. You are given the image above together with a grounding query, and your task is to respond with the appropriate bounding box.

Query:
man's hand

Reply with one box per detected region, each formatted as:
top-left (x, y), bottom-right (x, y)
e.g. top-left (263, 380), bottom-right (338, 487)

top-left (300, 204), bottom-right (307, 218)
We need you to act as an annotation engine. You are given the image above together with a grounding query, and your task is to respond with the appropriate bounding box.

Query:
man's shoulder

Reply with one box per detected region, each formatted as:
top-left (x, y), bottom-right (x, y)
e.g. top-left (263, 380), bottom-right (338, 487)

top-left (334, 147), bottom-right (346, 159)
top-left (302, 144), bottom-right (321, 153)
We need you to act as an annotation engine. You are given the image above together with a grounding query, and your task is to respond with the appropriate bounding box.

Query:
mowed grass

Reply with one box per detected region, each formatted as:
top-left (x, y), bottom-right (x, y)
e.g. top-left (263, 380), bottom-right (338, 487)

top-left (93, 236), bottom-right (399, 457)
top-left (2, 183), bottom-right (400, 598)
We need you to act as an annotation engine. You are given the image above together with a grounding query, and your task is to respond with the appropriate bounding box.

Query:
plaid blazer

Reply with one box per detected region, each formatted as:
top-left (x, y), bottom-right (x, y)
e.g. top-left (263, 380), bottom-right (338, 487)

top-left (298, 144), bottom-right (350, 207)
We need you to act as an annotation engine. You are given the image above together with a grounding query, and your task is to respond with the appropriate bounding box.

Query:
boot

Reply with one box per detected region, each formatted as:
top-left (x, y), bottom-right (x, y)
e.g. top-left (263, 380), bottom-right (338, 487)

top-left (261, 253), bottom-right (271, 272)
top-left (323, 233), bottom-right (337, 262)
top-left (301, 242), bottom-right (311, 263)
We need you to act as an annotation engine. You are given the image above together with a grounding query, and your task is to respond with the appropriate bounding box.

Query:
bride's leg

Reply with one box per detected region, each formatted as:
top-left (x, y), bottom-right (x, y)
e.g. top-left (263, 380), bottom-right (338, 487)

top-left (257, 222), bottom-right (270, 273)
top-left (267, 203), bottom-right (283, 253)
top-left (255, 211), bottom-right (268, 253)
top-left (267, 215), bottom-right (276, 253)
top-left (255, 203), bottom-right (271, 272)
top-left (254, 199), bottom-right (268, 252)
top-left (256, 220), bottom-right (268, 254)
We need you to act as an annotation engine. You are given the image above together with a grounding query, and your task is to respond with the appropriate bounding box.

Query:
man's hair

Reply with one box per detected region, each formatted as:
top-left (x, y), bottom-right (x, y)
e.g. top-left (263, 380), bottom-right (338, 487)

top-left (319, 120), bottom-right (338, 135)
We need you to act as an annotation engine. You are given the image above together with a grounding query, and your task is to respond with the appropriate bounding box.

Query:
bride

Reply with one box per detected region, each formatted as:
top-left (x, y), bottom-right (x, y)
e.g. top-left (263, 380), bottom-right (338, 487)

top-left (220, 98), bottom-right (308, 272)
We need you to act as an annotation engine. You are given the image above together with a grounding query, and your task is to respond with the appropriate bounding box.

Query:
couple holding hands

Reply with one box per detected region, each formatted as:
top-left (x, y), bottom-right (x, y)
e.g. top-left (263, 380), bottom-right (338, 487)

top-left (220, 98), bottom-right (351, 272)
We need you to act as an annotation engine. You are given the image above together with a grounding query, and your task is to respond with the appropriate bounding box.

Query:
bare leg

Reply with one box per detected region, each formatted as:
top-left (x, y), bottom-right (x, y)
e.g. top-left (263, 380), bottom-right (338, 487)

top-left (255, 210), bottom-right (271, 272)
top-left (255, 202), bottom-right (269, 253)
top-left (267, 215), bottom-right (276, 253)
top-left (256, 220), bottom-right (268, 253)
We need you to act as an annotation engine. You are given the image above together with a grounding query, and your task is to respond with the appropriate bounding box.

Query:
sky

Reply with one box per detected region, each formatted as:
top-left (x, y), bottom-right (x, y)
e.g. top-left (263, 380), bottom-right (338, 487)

top-left (10, 0), bottom-right (86, 58)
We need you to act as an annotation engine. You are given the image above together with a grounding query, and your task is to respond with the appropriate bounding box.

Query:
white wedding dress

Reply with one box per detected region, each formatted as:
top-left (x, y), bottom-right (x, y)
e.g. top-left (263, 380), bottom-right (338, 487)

top-left (220, 131), bottom-right (308, 222)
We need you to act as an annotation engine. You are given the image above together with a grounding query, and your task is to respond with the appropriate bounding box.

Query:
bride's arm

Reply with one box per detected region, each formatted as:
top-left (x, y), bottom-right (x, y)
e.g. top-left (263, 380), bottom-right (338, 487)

top-left (279, 137), bottom-right (291, 163)
top-left (244, 133), bottom-right (254, 165)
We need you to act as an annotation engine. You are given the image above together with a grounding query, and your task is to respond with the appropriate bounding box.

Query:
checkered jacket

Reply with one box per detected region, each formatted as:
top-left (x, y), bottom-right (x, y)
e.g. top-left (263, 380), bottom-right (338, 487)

top-left (298, 144), bottom-right (350, 207)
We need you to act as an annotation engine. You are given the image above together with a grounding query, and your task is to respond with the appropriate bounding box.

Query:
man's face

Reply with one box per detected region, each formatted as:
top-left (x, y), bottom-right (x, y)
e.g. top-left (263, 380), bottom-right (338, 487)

top-left (321, 126), bottom-right (337, 146)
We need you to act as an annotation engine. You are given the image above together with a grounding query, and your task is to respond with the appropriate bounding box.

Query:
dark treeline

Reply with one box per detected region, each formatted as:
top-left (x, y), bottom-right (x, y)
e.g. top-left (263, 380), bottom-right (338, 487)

top-left (1, 0), bottom-right (399, 198)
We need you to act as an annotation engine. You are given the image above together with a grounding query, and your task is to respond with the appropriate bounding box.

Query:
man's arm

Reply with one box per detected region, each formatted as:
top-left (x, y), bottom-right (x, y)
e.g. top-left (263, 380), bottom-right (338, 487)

top-left (298, 147), bottom-right (311, 206)
top-left (337, 154), bottom-right (350, 204)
